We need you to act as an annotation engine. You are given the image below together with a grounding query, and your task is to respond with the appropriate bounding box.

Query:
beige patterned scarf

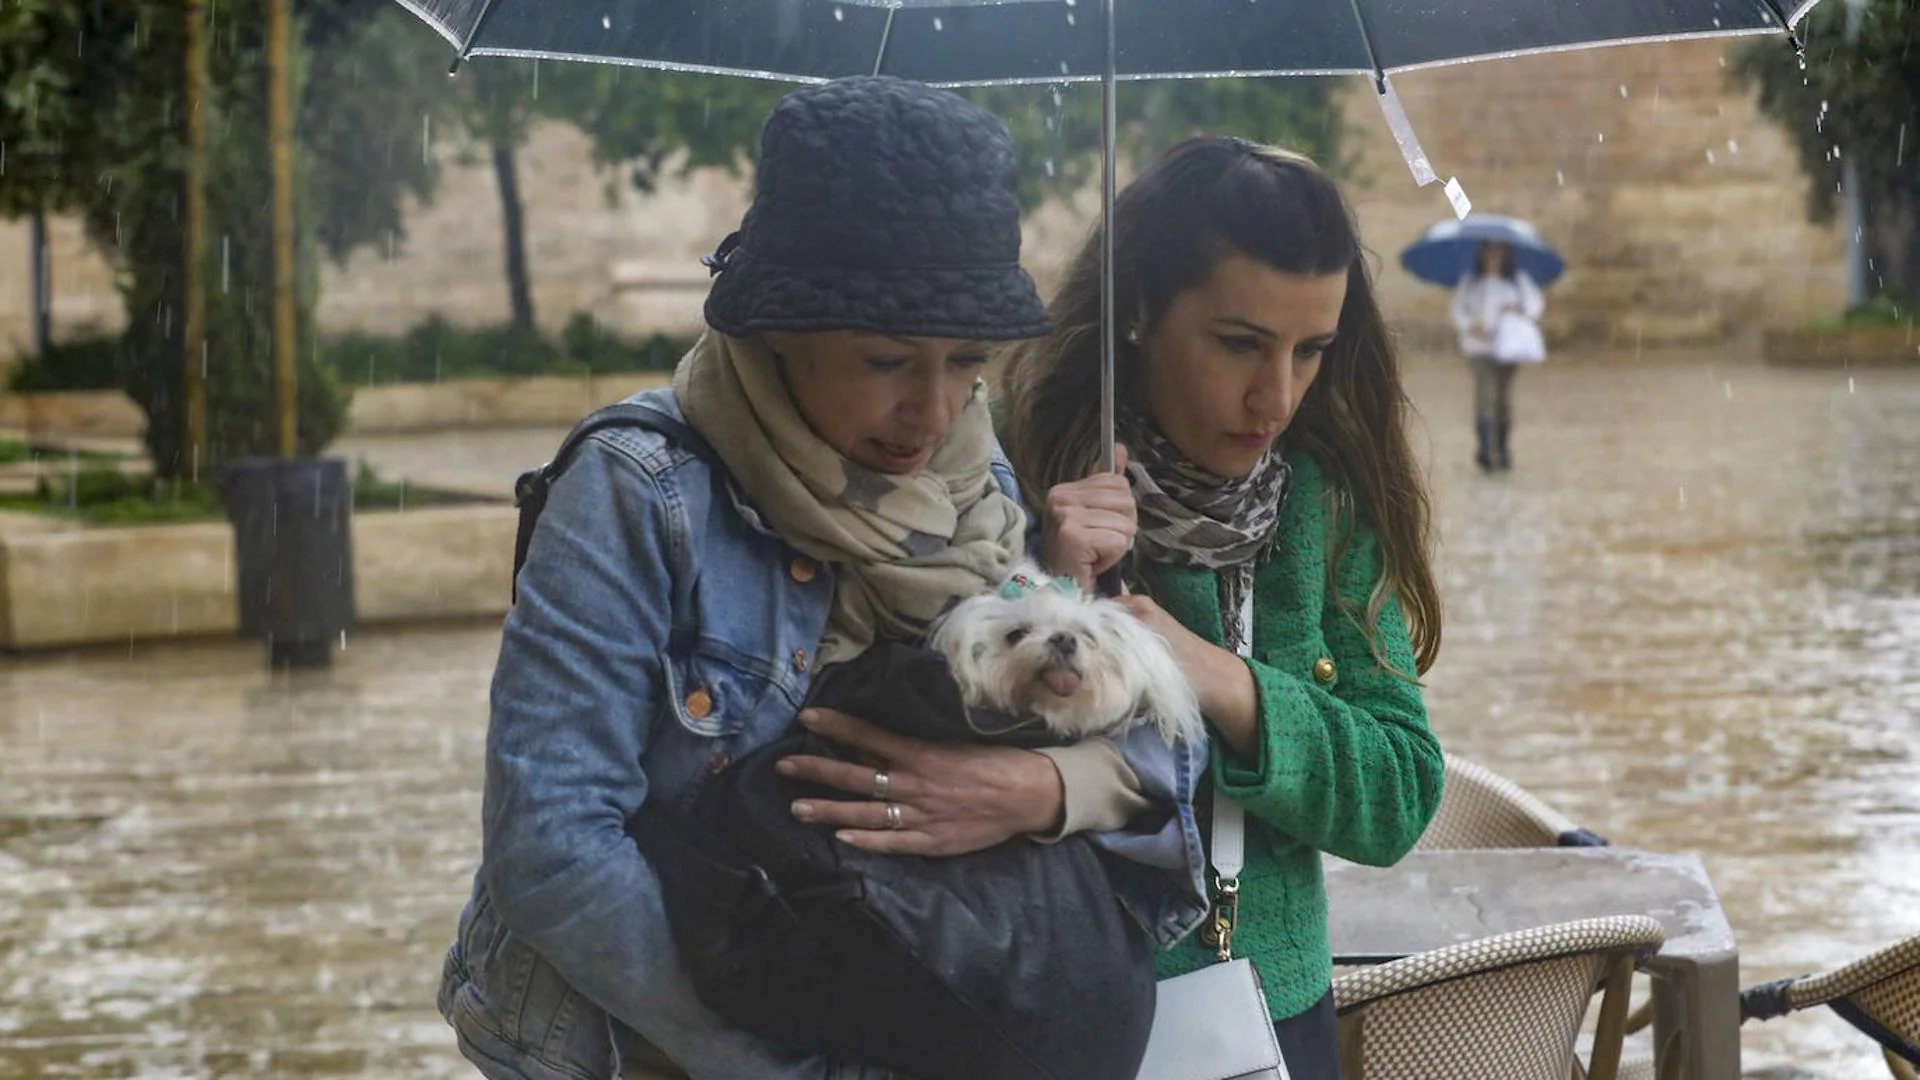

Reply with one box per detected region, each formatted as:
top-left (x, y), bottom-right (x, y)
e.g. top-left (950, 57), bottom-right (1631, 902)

top-left (674, 332), bottom-right (1026, 666)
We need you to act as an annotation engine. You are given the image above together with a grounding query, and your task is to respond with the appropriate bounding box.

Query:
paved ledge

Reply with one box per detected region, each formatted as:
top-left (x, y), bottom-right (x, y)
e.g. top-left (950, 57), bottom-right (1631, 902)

top-left (0, 505), bottom-right (516, 650)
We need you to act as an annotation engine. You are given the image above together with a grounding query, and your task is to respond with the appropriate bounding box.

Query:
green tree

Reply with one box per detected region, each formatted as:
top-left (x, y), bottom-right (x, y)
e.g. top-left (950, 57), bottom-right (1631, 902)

top-left (1734, 0), bottom-right (1920, 303)
top-left (0, 0), bottom-right (444, 480)
top-left (967, 78), bottom-right (1350, 212)
top-left (0, 0), bottom-right (113, 357)
top-left (435, 54), bottom-right (786, 333)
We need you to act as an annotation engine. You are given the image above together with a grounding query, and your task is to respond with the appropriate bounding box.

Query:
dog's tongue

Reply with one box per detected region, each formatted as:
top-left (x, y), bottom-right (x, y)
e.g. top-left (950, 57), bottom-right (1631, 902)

top-left (1042, 669), bottom-right (1083, 697)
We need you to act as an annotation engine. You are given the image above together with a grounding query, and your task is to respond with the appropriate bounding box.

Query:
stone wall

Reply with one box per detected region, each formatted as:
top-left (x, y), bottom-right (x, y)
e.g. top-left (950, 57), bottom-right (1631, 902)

top-left (1345, 39), bottom-right (1847, 347)
top-left (0, 37), bottom-right (1845, 360)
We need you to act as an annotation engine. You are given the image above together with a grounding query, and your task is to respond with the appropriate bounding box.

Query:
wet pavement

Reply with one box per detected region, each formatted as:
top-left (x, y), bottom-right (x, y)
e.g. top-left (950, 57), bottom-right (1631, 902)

top-left (2, 352), bottom-right (1916, 1078)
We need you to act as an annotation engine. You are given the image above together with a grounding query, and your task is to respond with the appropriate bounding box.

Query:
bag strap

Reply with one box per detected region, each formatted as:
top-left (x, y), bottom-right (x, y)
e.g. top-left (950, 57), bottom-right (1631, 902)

top-left (1205, 586), bottom-right (1255, 961)
top-left (511, 401), bottom-right (717, 603)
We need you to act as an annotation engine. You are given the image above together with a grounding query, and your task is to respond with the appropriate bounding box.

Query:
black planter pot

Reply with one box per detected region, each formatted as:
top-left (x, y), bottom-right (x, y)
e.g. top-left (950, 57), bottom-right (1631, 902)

top-left (219, 457), bottom-right (355, 668)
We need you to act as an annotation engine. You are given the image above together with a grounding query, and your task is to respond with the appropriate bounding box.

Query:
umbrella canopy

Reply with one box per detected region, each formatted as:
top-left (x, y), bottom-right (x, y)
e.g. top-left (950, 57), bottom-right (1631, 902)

top-left (1401, 215), bottom-right (1567, 289)
top-left (394, 0), bottom-right (1826, 489)
top-left (401, 0), bottom-right (1821, 87)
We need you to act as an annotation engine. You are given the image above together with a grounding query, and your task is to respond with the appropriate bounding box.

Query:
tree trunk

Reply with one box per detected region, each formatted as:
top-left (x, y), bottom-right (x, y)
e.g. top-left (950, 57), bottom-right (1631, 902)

top-left (492, 138), bottom-right (536, 333)
top-left (30, 207), bottom-right (51, 357)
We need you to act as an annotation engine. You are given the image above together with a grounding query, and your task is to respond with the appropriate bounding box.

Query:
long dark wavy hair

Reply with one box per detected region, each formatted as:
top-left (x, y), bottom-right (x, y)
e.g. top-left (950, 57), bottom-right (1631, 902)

top-left (999, 136), bottom-right (1440, 675)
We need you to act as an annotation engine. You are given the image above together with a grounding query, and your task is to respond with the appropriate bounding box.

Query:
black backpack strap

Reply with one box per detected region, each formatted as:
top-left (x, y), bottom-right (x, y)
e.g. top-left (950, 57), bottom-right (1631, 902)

top-left (512, 402), bottom-right (717, 603)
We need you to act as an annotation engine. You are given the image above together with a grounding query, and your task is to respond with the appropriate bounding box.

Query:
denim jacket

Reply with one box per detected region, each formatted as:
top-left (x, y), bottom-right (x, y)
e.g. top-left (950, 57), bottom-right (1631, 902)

top-left (438, 389), bottom-right (1209, 1080)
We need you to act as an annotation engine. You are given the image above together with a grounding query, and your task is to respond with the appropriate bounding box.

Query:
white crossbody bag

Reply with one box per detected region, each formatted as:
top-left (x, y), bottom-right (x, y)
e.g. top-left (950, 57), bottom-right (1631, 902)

top-left (1134, 590), bottom-right (1289, 1080)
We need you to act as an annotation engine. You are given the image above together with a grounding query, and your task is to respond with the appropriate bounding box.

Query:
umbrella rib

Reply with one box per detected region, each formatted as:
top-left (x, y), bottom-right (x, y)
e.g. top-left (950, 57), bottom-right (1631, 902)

top-left (452, 0), bottom-right (505, 69)
top-left (1344, 0), bottom-right (1387, 92)
top-left (871, 4), bottom-right (899, 77)
top-left (1754, 0), bottom-right (1807, 53)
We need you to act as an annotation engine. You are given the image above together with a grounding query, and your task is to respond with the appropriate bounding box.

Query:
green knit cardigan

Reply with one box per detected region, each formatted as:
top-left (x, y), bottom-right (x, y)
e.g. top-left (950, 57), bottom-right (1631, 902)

top-left (1143, 450), bottom-right (1444, 1021)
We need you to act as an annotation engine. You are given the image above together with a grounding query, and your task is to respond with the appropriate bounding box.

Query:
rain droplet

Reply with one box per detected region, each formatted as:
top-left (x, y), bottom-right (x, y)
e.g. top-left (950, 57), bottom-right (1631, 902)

top-left (932, 16), bottom-right (943, 30)
top-left (1723, 381), bottom-right (1734, 401)
top-left (1066, 11), bottom-right (1075, 24)
top-left (1618, 84), bottom-right (1629, 99)
top-left (1706, 149), bottom-right (1716, 164)
top-left (602, 14), bottom-right (612, 29)
top-left (1060, 61), bottom-right (1071, 74)
top-left (1677, 487), bottom-right (1687, 508)
top-left (1597, 132), bottom-right (1605, 143)
top-left (1045, 159), bottom-right (1056, 177)
top-left (1555, 169), bottom-right (1565, 186)
top-left (1726, 139), bottom-right (1738, 155)
top-left (1848, 376), bottom-right (1856, 394)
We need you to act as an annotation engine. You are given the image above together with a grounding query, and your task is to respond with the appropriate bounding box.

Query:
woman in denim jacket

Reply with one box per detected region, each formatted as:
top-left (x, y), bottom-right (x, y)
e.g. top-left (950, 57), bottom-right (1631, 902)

top-left (437, 77), bottom-right (1209, 1080)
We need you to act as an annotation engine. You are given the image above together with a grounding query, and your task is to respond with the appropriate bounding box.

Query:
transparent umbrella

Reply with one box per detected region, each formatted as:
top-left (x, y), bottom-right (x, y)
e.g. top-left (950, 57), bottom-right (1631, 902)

top-left (393, 0), bottom-right (1829, 473)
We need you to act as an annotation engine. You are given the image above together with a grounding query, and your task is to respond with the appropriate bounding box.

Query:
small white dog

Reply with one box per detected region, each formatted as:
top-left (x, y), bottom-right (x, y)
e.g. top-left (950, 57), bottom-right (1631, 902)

top-left (929, 561), bottom-right (1205, 747)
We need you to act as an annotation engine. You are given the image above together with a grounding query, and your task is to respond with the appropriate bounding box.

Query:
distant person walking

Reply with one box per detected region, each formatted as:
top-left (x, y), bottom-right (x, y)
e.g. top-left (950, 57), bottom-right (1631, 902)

top-left (1450, 240), bottom-right (1544, 472)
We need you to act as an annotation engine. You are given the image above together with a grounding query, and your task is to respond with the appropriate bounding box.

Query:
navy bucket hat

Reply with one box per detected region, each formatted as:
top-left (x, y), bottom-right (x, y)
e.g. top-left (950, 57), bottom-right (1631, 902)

top-left (703, 76), bottom-right (1052, 342)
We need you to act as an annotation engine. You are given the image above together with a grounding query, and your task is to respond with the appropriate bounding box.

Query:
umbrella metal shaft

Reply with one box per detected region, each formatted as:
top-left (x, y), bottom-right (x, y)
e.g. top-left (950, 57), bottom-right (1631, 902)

top-left (1099, 0), bottom-right (1118, 474)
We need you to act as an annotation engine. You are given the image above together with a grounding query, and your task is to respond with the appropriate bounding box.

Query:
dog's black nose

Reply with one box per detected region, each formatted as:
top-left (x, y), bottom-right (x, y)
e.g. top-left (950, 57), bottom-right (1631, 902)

top-left (1047, 632), bottom-right (1077, 656)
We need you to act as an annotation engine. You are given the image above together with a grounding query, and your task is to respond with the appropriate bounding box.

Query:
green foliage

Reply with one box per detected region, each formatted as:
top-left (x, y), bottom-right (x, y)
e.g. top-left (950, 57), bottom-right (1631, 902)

top-left (6, 335), bottom-right (127, 392)
top-left (964, 78), bottom-right (1350, 211)
top-left (301, 6), bottom-right (448, 264)
top-left (0, 468), bottom-right (227, 525)
top-left (318, 315), bottom-right (695, 385)
top-left (1808, 292), bottom-right (1917, 329)
top-left (536, 66), bottom-right (788, 195)
top-left (0, 0), bottom-right (100, 217)
top-left (1733, 0), bottom-right (1920, 297)
top-left (0, 0), bottom-right (450, 480)
top-left (0, 460), bottom-right (492, 526)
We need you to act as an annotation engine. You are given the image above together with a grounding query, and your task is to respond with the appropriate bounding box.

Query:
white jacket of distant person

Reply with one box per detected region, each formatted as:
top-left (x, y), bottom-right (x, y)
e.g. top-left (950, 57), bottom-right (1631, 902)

top-left (1451, 269), bottom-right (1544, 359)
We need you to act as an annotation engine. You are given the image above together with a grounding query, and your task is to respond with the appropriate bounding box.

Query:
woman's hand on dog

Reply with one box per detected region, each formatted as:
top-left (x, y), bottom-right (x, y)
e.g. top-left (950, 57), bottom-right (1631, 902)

top-left (1115, 594), bottom-right (1259, 758)
top-left (776, 708), bottom-right (1066, 855)
top-left (1042, 444), bottom-right (1137, 593)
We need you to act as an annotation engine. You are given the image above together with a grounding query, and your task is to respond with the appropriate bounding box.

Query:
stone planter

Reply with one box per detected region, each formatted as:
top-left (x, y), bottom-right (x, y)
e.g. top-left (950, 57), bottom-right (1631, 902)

top-left (0, 504), bottom-right (516, 651)
top-left (1762, 326), bottom-right (1920, 368)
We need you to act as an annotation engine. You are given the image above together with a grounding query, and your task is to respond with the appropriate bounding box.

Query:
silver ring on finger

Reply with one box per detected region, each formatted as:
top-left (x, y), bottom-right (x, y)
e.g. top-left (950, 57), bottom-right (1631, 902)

top-left (883, 803), bottom-right (904, 830)
top-left (871, 767), bottom-right (891, 801)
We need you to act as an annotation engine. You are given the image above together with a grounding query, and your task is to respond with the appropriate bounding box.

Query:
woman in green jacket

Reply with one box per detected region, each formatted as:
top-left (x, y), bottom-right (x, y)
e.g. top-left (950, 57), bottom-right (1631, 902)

top-left (999, 136), bottom-right (1445, 1077)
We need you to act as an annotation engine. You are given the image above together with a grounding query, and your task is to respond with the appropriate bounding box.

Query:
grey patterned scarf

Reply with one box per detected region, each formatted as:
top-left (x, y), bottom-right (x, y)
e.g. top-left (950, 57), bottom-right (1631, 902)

top-left (1119, 411), bottom-right (1292, 655)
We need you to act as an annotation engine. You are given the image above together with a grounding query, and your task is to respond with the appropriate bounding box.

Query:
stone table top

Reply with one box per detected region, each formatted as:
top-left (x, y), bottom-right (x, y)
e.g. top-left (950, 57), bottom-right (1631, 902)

top-left (1324, 847), bottom-right (1737, 964)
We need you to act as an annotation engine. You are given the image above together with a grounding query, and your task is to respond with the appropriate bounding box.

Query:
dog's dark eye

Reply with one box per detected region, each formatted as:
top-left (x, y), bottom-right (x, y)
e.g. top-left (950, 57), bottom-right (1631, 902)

top-left (1004, 626), bottom-right (1030, 646)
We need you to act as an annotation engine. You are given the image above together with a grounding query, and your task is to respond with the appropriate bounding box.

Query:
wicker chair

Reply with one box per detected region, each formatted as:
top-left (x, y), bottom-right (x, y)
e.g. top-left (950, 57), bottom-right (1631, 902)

top-left (1741, 932), bottom-right (1920, 1080)
top-left (1417, 753), bottom-right (1608, 851)
top-left (1404, 756), bottom-right (1671, 1078)
top-left (1331, 916), bottom-right (1666, 1080)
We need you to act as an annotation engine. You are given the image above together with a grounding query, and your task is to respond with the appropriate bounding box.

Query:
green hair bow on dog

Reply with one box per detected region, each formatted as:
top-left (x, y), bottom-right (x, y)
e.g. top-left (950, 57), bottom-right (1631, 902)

top-left (997, 569), bottom-right (1081, 601)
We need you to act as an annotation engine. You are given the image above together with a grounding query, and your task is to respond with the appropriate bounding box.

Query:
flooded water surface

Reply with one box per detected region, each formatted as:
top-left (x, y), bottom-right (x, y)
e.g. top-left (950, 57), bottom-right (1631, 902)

top-left (1, 353), bottom-right (1915, 1077)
